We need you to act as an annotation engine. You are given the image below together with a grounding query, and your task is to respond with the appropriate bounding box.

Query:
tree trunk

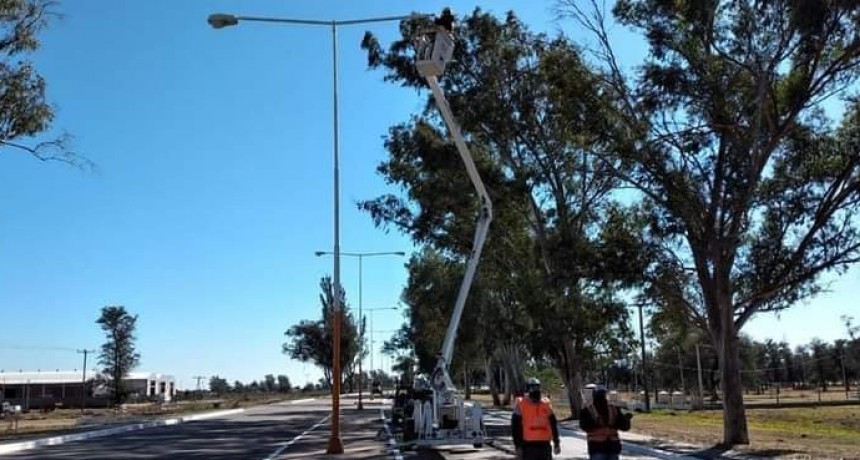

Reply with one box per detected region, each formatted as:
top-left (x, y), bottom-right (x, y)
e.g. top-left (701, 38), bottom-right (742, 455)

top-left (502, 369), bottom-right (512, 406)
top-left (500, 345), bottom-right (526, 405)
top-left (560, 339), bottom-right (584, 419)
top-left (463, 366), bottom-right (472, 400)
top-left (486, 359), bottom-right (502, 406)
top-left (714, 301), bottom-right (749, 445)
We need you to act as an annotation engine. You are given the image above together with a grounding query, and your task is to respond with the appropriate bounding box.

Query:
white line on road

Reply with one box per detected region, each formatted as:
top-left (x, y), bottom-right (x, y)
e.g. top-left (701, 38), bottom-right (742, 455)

top-left (261, 414), bottom-right (330, 460)
top-left (380, 408), bottom-right (404, 460)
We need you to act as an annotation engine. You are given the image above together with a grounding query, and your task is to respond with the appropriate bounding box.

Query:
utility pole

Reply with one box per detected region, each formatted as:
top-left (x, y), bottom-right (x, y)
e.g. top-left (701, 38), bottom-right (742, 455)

top-left (843, 350), bottom-right (850, 400)
top-left (696, 344), bottom-right (704, 409)
top-left (637, 302), bottom-right (650, 412)
top-left (76, 349), bottom-right (95, 414)
top-left (193, 375), bottom-right (207, 392)
top-left (678, 347), bottom-right (686, 396)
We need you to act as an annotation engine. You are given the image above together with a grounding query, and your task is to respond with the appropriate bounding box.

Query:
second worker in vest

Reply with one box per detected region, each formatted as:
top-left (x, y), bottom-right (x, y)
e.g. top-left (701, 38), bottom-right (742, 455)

top-left (511, 378), bottom-right (561, 460)
top-left (579, 386), bottom-right (632, 460)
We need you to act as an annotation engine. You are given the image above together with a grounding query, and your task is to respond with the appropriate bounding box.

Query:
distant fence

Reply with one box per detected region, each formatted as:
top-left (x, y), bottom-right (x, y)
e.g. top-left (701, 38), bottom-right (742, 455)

top-left (544, 386), bottom-right (860, 411)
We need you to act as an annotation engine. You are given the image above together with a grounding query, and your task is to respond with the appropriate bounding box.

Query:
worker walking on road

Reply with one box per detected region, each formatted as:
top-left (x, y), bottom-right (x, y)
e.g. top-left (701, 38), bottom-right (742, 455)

top-left (511, 378), bottom-right (561, 460)
top-left (579, 386), bottom-right (632, 460)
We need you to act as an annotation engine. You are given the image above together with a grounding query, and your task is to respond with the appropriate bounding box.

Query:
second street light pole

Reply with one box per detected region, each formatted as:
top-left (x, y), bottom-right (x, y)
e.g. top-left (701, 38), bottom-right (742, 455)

top-left (316, 251), bottom-right (405, 410)
top-left (367, 306), bottom-right (398, 376)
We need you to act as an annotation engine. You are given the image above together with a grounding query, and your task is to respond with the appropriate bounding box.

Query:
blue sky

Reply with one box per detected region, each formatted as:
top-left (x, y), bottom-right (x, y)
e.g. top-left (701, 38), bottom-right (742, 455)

top-left (0, 1), bottom-right (856, 390)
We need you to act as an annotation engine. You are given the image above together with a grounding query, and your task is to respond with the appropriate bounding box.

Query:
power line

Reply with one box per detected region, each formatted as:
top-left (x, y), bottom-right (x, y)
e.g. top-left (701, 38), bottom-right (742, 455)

top-left (0, 343), bottom-right (78, 352)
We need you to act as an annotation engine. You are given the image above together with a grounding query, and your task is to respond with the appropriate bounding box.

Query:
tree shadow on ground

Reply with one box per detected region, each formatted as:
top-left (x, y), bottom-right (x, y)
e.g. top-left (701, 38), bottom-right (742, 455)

top-left (645, 441), bottom-right (806, 459)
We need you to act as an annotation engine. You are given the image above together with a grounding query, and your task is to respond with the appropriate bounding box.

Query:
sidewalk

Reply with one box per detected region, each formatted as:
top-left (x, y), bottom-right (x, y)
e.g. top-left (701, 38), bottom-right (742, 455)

top-left (483, 409), bottom-right (705, 459)
top-left (274, 408), bottom-right (398, 460)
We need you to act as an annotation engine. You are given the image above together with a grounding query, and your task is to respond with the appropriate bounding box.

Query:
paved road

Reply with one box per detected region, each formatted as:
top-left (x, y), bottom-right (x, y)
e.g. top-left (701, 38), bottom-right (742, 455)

top-left (1, 399), bottom-right (340, 460)
top-left (0, 397), bottom-right (697, 460)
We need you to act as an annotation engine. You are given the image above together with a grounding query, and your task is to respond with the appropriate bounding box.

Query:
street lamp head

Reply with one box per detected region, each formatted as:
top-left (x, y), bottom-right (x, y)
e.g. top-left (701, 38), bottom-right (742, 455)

top-left (208, 13), bottom-right (239, 29)
top-left (314, 251), bottom-right (327, 257)
top-left (395, 251), bottom-right (406, 256)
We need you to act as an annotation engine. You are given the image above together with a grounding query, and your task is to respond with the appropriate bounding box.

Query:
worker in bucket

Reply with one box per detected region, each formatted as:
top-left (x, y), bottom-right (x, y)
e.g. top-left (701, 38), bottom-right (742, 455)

top-left (579, 385), bottom-right (632, 460)
top-left (511, 378), bottom-right (561, 459)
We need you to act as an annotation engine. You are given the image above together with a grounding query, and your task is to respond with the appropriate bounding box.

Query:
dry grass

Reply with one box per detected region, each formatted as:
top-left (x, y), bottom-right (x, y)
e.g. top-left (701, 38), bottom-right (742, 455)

top-left (632, 406), bottom-right (860, 459)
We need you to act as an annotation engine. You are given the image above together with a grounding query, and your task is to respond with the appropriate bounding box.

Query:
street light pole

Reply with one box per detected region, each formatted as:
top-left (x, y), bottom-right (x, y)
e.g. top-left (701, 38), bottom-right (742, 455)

top-left (328, 20), bottom-right (344, 454)
top-left (207, 12), bottom-right (423, 452)
top-left (366, 307), bottom-right (398, 377)
top-left (637, 302), bottom-right (650, 412)
top-left (315, 251), bottom-right (405, 410)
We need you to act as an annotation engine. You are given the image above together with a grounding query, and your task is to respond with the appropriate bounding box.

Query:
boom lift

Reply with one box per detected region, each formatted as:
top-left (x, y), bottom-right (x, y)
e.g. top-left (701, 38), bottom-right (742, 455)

top-left (395, 8), bottom-right (493, 448)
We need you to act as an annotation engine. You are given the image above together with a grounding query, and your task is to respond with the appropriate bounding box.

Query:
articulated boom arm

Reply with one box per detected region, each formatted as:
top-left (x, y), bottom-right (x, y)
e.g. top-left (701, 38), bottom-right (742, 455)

top-left (425, 74), bottom-right (493, 393)
top-left (401, 16), bottom-right (490, 448)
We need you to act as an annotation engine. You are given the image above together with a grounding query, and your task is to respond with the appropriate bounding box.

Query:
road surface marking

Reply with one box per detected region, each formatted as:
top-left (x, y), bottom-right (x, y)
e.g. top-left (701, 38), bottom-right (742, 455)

top-left (380, 408), bottom-right (404, 460)
top-left (261, 414), bottom-right (330, 460)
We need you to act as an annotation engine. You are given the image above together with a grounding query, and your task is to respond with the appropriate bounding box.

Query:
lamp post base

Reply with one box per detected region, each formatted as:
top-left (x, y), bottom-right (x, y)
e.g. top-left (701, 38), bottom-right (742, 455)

top-left (326, 436), bottom-right (344, 454)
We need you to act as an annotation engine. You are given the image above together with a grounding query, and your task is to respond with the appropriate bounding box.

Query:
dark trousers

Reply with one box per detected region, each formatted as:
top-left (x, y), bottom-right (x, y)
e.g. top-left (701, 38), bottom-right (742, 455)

top-left (520, 442), bottom-right (552, 460)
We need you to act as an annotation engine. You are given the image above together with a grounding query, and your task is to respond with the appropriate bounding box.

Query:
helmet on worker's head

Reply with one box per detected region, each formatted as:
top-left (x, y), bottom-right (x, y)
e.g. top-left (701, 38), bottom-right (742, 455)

top-left (525, 377), bottom-right (542, 400)
top-left (592, 384), bottom-right (607, 401)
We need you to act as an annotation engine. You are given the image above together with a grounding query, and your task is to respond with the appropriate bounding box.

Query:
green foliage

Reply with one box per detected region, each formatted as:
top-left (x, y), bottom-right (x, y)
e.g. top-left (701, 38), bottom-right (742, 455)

top-left (362, 8), bottom-right (651, 412)
top-left (393, 248), bottom-right (486, 375)
top-left (276, 375), bottom-right (292, 393)
top-left (559, 0), bottom-right (860, 444)
top-left (0, 1), bottom-right (87, 167)
top-left (282, 276), bottom-right (360, 388)
top-left (524, 363), bottom-right (564, 394)
top-left (208, 376), bottom-right (230, 395)
top-left (96, 305), bottom-right (140, 405)
top-left (263, 374), bottom-right (276, 393)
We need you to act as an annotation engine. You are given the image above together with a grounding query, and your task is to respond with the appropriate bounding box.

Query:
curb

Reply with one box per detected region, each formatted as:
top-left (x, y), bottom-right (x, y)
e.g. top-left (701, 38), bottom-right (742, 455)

top-left (379, 409), bottom-right (404, 460)
top-left (0, 408), bottom-right (244, 456)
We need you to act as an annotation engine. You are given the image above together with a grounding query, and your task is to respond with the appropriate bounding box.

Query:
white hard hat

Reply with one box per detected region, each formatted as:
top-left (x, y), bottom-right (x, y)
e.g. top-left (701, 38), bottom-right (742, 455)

top-left (526, 377), bottom-right (541, 386)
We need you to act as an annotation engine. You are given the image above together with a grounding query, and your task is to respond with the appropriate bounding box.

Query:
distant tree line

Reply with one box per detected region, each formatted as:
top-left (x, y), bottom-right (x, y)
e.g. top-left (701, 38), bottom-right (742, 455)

top-left (584, 318), bottom-right (860, 398)
top-left (207, 374), bottom-right (294, 395)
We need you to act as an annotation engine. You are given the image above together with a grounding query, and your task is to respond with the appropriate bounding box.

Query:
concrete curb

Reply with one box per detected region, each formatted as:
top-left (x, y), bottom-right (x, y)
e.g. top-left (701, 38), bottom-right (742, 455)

top-left (0, 408), bottom-right (245, 456)
top-left (379, 409), bottom-right (404, 460)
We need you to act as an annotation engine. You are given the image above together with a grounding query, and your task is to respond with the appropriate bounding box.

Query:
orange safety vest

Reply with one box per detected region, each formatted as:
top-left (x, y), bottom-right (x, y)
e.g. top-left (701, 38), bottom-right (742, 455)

top-left (585, 403), bottom-right (620, 442)
top-left (517, 397), bottom-right (554, 442)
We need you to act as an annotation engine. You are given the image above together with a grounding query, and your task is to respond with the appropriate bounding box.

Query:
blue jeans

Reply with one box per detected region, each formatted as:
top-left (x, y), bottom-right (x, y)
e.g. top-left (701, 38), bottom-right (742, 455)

top-left (589, 454), bottom-right (620, 460)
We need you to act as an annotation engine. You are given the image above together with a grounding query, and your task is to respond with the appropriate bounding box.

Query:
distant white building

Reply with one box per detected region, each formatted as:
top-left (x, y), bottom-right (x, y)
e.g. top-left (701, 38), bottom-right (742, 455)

top-left (0, 370), bottom-right (176, 410)
top-left (123, 372), bottom-right (176, 402)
